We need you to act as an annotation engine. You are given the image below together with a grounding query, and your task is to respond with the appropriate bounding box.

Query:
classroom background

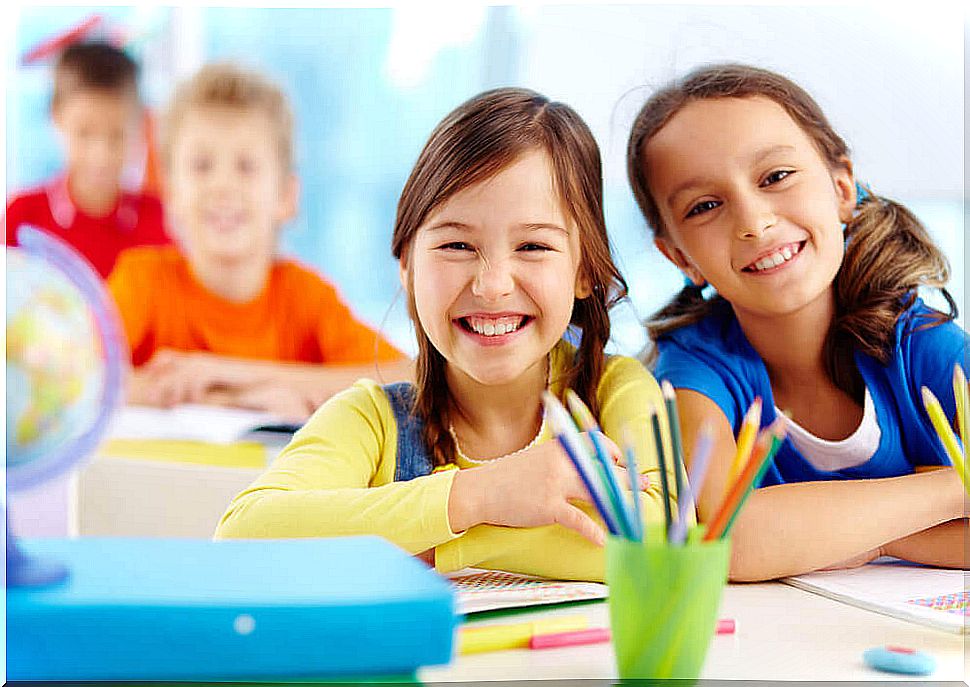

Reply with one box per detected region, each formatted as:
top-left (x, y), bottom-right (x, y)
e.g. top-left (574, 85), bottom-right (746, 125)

top-left (6, 3), bottom-right (966, 356)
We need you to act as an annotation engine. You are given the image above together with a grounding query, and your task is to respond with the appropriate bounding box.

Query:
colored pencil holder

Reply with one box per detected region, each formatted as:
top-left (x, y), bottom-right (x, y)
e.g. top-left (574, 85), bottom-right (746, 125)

top-left (606, 526), bottom-right (730, 681)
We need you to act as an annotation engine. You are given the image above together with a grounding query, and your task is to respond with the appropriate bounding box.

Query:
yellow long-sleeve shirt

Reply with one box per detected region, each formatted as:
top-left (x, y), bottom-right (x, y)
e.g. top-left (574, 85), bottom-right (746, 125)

top-left (216, 342), bottom-right (678, 581)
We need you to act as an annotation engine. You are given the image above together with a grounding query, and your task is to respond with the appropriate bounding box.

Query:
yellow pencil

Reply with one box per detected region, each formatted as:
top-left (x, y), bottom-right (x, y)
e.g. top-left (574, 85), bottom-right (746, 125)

top-left (921, 386), bottom-right (969, 493)
top-left (953, 365), bottom-right (968, 455)
top-left (727, 398), bottom-right (762, 490)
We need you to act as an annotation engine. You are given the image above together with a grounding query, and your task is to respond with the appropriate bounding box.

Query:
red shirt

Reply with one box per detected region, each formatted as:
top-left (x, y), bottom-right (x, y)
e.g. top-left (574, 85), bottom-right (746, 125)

top-left (5, 176), bottom-right (170, 278)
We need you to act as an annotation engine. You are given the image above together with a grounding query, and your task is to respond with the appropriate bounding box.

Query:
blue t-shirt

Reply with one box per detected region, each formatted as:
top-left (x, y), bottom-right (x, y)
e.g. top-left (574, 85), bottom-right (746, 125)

top-left (654, 297), bottom-right (969, 486)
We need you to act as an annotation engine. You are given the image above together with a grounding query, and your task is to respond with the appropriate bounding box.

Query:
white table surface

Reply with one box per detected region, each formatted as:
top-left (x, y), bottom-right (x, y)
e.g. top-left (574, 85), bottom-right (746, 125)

top-left (420, 581), bottom-right (968, 682)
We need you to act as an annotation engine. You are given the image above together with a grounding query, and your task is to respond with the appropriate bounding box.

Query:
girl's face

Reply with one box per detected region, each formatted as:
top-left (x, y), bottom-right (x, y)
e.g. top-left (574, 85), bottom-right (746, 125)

top-left (403, 149), bottom-right (589, 388)
top-left (644, 96), bottom-right (857, 320)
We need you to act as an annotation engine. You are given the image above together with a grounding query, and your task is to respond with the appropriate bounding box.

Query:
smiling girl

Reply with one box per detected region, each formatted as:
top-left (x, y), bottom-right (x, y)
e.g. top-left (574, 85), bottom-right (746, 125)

top-left (627, 63), bottom-right (968, 581)
top-left (217, 88), bottom-right (675, 581)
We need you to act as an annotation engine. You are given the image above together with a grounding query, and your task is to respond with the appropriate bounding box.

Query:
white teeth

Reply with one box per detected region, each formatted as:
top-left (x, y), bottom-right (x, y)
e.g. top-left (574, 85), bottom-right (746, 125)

top-left (751, 243), bottom-right (801, 272)
top-left (468, 316), bottom-right (522, 336)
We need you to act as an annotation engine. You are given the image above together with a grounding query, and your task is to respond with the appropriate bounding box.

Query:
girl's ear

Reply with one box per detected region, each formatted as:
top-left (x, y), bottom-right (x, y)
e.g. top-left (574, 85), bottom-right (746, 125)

top-left (832, 156), bottom-right (856, 223)
top-left (655, 237), bottom-right (705, 286)
top-left (398, 248), bottom-right (410, 292)
top-left (574, 269), bottom-right (592, 299)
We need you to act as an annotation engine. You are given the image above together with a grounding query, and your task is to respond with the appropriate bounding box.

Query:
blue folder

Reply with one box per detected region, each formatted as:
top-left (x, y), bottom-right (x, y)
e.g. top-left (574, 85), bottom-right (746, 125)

top-left (8, 536), bottom-right (456, 681)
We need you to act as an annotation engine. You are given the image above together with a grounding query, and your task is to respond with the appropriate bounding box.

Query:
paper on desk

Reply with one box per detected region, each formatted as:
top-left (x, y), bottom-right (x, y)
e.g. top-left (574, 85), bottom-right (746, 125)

top-left (106, 404), bottom-right (284, 444)
top-left (448, 568), bottom-right (608, 615)
top-left (782, 558), bottom-right (967, 634)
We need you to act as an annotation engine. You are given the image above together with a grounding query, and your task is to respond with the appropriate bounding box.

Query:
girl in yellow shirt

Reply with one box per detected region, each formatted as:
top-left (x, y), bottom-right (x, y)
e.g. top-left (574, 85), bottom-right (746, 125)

top-left (216, 88), bottom-right (676, 581)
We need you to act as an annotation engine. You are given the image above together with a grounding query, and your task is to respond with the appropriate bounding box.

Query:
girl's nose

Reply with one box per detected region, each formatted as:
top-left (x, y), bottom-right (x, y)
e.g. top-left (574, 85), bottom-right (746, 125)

top-left (471, 255), bottom-right (515, 301)
top-left (734, 195), bottom-right (778, 240)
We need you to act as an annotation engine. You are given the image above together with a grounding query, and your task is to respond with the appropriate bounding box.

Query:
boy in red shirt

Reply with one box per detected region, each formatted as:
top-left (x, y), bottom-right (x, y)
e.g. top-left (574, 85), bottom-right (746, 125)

top-left (5, 42), bottom-right (169, 277)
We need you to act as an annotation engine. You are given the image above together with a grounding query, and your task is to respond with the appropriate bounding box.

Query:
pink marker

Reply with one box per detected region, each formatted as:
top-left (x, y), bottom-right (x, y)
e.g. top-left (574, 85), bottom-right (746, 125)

top-left (529, 627), bottom-right (611, 650)
top-left (717, 619), bottom-right (736, 635)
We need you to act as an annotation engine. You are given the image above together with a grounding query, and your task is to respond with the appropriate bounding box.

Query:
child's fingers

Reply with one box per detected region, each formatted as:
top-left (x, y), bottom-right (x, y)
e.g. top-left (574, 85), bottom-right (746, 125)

top-left (590, 432), bottom-right (623, 463)
top-left (611, 466), bottom-right (651, 491)
top-left (554, 503), bottom-right (605, 547)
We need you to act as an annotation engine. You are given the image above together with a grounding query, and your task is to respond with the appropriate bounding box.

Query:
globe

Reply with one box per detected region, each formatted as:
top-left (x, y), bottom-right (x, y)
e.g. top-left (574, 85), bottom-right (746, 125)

top-left (6, 226), bottom-right (125, 585)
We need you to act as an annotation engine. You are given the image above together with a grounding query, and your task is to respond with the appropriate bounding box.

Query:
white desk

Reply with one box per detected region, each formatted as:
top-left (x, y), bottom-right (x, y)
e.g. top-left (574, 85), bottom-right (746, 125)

top-left (421, 582), bottom-right (968, 682)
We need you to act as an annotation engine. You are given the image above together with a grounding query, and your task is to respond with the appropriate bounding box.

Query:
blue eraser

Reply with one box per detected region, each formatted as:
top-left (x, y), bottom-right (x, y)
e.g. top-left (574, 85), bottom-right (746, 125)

top-left (863, 646), bottom-right (936, 676)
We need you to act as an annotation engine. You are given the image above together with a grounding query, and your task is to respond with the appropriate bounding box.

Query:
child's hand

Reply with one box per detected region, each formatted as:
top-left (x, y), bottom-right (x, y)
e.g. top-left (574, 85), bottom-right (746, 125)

top-left (225, 383), bottom-right (319, 423)
top-left (133, 349), bottom-right (270, 407)
top-left (447, 432), bottom-right (650, 546)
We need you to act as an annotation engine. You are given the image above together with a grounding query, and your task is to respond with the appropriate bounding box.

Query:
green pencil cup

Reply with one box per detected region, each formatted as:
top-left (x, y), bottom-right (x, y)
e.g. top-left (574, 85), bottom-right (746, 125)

top-left (606, 526), bottom-right (730, 682)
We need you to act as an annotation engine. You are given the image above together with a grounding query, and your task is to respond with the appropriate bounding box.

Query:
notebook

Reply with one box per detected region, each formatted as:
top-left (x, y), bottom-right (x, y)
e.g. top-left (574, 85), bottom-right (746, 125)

top-left (107, 403), bottom-right (301, 445)
top-left (9, 537), bottom-right (456, 680)
top-left (448, 568), bottom-right (608, 615)
top-left (782, 558), bottom-right (967, 634)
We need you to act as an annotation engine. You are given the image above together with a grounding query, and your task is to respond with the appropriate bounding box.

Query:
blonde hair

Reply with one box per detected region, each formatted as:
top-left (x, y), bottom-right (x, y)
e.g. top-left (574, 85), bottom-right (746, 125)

top-left (627, 63), bottom-right (955, 401)
top-left (161, 62), bottom-right (294, 172)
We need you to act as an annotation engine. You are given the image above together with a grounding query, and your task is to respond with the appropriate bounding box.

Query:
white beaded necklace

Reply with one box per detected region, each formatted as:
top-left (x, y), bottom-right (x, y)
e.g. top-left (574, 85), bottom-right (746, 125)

top-left (448, 358), bottom-right (551, 465)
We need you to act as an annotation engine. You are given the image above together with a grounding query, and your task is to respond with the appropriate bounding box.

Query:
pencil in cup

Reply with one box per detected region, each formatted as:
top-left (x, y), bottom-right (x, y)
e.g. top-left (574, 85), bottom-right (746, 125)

top-left (726, 398), bottom-right (762, 491)
top-left (661, 380), bottom-right (690, 534)
top-left (670, 420), bottom-right (716, 546)
top-left (542, 391), bottom-right (625, 537)
top-left (606, 526), bottom-right (730, 680)
top-left (565, 390), bottom-right (636, 540)
top-left (921, 383), bottom-right (970, 495)
top-left (704, 417), bottom-right (786, 541)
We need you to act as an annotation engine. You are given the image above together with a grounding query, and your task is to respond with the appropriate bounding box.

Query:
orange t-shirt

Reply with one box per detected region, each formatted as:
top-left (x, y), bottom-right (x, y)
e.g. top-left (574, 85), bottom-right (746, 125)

top-left (107, 246), bottom-right (404, 367)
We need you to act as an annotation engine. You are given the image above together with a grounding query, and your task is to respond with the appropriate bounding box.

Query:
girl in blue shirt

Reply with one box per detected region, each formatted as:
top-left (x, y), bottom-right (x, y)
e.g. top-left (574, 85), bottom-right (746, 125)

top-left (626, 63), bottom-right (967, 581)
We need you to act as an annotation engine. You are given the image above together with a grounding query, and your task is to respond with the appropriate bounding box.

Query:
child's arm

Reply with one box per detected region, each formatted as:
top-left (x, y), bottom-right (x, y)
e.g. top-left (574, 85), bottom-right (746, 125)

top-left (679, 390), bottom-right (967, 581)
top-left (880, 519), bottom-right (969, 568)
top-left (129, 349), bottom-right (413, 420)
top-left (215, 380), bottom-right (460, 553)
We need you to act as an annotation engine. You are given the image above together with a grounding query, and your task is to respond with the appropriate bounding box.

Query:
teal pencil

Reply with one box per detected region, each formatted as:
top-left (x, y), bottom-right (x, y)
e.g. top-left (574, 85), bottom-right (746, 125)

top-left (565, 390), bottom-right (635, 539)
top-left (661, 381), bottom-right (688, 529)
top-left (649, 405), bottom-right (673, 538)
top-left (621, 425), bottom-right (644, 542)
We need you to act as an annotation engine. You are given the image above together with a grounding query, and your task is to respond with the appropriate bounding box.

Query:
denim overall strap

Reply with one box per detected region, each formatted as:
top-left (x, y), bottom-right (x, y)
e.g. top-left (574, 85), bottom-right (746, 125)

top-left (383, 382), bottom-right (434, 481)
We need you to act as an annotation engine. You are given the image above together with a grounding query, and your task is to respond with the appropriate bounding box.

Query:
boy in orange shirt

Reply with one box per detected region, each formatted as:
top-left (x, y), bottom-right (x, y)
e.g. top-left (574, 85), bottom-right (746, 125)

top-left (6, 41), bottom-right (170, 277)
top-left (108, 63), bottom-right (410, 420)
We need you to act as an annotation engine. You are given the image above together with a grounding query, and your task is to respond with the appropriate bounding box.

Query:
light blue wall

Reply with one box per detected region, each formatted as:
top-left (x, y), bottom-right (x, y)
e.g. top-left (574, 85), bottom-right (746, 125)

top-left (8, 5), bottom-right (965, 358)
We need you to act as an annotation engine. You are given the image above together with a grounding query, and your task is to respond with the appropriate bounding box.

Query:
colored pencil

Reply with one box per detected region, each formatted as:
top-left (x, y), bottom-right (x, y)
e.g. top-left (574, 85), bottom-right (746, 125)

top-left (542, 392), bottom-right (622, 536)
top-left (670, 420), bottom-right (715, 545)
top-left (650, 405), bottom-right (674, 538)
top-left (921, 386), bottom-right (969, 493)
top-left (719, 421), bottom-right (786, 538)
top-left (529, 627), bottom-right (611, 650)
top-left (704, 418), bottom-right (785, 541)
top-left (565, 390), bottom-right (634, 539)
top-left (727, 398), bottom-right (762, 489)
top-left (661, 380), bottom-right (689, 531)
top-left (954, 365), bottom-right (968, 455)
top-left (621, 425), bottom-right (644, 542)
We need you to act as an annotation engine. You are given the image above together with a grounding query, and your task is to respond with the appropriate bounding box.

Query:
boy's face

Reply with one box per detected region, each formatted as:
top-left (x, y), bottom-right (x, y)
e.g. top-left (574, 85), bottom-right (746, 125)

top-left (166, 106), bottom-right (297, 268)
top-left (53, 89), bottom-right (138, 197)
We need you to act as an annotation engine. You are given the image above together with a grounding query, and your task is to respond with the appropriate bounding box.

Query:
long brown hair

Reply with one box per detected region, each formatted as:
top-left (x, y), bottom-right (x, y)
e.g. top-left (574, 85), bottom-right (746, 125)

top-left (392, 87), bottom-right (628, 467)
top-left (627, 63), bottom-right (955, 401)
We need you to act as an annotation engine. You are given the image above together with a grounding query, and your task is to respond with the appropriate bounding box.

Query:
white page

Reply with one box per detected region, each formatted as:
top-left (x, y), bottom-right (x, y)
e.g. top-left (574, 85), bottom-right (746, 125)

top-left (106, 404), bottom-right (283, 444)
top-left (447, 568), bottom-right (608, 615)
top-left (783, 558), bottom-right (967, 633)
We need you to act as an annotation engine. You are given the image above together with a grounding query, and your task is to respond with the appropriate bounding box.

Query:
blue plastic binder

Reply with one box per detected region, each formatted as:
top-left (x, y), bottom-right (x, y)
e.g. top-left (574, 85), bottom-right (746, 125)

top-left (8, 536), bottom-right (456, 681)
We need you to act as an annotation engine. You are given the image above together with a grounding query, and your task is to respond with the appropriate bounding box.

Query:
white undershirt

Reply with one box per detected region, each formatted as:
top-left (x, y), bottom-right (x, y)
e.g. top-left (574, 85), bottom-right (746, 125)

top-left (776, 387), bottom-right (881, 472)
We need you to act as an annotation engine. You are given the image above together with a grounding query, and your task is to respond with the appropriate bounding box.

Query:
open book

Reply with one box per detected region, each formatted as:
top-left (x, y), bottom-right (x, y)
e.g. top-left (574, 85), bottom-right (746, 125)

top-left (782, 558), bottom-right (967, 634)
top-left (107, 404), bottom-right (301, 445)
top-left (447, 568), bottom-right (608, 615)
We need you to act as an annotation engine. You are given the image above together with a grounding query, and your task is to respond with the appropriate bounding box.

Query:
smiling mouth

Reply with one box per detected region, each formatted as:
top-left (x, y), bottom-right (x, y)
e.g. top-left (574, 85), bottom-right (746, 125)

top-left (456, 315), bottom-right (532, 337)
top-left (742, 241), bottom-right (806, 273)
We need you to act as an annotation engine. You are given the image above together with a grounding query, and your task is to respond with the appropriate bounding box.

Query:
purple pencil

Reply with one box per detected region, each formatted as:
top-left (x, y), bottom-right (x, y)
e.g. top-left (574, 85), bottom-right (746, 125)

top-left (670, 420), bottom-right (715, 545)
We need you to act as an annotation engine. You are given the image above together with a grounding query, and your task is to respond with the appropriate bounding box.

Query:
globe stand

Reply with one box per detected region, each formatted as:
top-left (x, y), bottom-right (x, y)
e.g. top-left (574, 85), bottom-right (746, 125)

top-left (6, 519), bottom-right (69, 587)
